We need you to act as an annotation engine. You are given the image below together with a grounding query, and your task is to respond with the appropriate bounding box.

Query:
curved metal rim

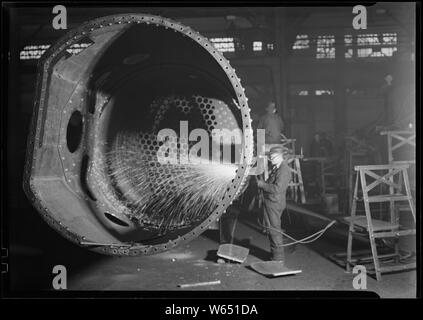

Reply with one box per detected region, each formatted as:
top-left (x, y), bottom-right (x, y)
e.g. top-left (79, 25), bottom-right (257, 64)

top-left (26, 13), bottom-right (254, 256)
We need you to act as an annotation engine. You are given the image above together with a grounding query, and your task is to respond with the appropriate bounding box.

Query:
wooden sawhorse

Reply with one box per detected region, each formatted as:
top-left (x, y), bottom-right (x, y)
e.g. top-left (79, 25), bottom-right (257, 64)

top-left (345, 164), bottom-right (416, 281)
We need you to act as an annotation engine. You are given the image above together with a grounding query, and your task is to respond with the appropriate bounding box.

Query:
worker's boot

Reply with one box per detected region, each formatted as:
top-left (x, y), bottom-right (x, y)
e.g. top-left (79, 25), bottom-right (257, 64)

top-left (269, 231), bottom-right (285, 262)
top-left (271, 246), bottom-right (285, 262)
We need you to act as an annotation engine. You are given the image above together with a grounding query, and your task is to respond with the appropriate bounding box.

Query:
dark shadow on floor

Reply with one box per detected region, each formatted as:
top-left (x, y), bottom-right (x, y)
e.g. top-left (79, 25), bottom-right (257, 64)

top-left (201, 226), bottom-right (270, 262)
top-left (8, 208), bottom-right (110, 292)
top-left (204, 249), bottom-right (218, 262)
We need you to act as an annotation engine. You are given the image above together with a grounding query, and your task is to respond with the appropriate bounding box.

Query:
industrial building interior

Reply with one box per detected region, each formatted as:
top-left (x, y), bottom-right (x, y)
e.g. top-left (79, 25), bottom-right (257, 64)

top-left (5, 4), bottom-right (417, 297)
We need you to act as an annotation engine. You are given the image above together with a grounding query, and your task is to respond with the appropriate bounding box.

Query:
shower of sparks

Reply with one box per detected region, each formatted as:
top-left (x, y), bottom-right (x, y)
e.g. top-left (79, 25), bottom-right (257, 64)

top-left (106, 131), bottom-right (238, 233)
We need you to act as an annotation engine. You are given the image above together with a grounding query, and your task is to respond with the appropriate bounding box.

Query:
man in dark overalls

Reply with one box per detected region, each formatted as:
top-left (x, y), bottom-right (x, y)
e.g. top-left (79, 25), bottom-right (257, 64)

top-left (256, 146), bottom-right (292, 261)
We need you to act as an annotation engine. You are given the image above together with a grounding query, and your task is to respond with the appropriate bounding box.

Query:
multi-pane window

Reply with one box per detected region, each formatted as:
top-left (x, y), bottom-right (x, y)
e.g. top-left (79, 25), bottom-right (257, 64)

top-left (20, 44), bottom-right (50, 60)
top-left (357, 33), bottom-right (380, 46)
top-left (65, 42), bottom-right (92, 55)
top-left (315, 89), bottom-right (334, 96)
top-left (209, 37), bottom-right (235, 53)
top-left (292, 34), bottom-right (310, 50)
top-left (20, 42), bottom-right (92, 60)
top-left (356, 32), bottom-right (397, 58)
top-left (292, 32), bottom-right (398, 59)
top-left (253, 41), bottom-right (263, 51)
top-left (290, 84), bottom-right (334, 96)
top-left (316, 35), bottom-right (335, 59)
top-left (344, 34), bottom-right (354, 58)
top-left (344, 34), bottom-right (353, 46)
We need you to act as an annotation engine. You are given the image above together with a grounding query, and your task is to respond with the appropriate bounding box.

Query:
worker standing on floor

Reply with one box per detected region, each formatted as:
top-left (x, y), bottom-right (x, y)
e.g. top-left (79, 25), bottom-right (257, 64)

top-left (256, 146), bottom-right (291, 261)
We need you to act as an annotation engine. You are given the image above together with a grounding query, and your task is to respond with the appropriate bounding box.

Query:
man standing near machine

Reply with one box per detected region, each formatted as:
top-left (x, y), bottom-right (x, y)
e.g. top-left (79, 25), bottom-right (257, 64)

top-left (258, 101), bottom-right (285, 144)
top-left (256, 146), bottom-right (292, 261)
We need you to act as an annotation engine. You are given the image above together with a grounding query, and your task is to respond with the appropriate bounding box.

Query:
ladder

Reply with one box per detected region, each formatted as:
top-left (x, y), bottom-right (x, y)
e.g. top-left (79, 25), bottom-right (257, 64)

top-left (344, 136), bottom-right (378, 215)
top-left (321, 157), bottom-right (338, 196)
top-left (280, 135), bottom-right (305, 203)
top-left (287, 155), bottom-right (306, 204)
top-left (280, 133), bottom-right (296, 155)
top-left (380, 130), bottom-right (416, 197)
top-left (380, 130), bottom-right (415, 165)
top-left (345, 152), bottom-right (373, 214)
top-left (303, 157), bottom-right (338, 197)
top-left (345, 164), bottom-right (416, 281)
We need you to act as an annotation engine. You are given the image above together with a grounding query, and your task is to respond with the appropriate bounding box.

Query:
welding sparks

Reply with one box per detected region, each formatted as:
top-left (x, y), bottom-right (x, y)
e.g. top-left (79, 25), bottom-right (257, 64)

top-left (105, 131), bottom-right (238, 233)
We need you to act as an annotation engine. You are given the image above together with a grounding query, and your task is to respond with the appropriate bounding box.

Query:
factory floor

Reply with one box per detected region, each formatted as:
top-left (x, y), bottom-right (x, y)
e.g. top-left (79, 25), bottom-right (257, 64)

top-left (9, 208), bottom-right (416, 297)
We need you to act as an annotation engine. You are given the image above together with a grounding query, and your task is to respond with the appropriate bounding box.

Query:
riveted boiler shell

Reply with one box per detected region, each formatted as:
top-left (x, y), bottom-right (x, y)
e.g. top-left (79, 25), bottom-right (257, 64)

top-left (23, 14), bottom-right (254, 256)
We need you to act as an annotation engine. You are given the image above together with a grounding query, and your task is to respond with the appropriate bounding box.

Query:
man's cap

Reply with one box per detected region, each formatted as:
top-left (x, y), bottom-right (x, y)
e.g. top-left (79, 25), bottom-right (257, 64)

top-left (268, 146), bottom-right (290, 156)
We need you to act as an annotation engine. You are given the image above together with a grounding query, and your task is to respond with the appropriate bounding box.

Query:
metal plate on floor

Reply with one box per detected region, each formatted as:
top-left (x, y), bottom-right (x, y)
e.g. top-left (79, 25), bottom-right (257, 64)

top-left (217, 244), bottom-right (249, 263)
top-left (250, 261), bottom-right (302, 277)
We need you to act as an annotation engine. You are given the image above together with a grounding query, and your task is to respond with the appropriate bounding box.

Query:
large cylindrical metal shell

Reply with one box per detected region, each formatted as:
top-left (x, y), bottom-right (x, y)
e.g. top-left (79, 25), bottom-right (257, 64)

top-left (23, 14), bottom-right (254, 256)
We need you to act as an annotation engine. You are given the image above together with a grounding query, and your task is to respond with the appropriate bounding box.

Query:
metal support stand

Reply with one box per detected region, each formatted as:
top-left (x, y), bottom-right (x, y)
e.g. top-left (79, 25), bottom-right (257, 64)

top-left (345, 164), bottom-right (416, 281)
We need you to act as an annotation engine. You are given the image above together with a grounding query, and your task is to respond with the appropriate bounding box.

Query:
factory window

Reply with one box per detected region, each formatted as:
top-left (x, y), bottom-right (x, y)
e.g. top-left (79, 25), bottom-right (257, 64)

top-left (347, 87), bottom-right (380, 97)
top-left (356, 33), bottom-right (397, 46)
top-left (357, 46), bottom-right (397, 58)
top-left (355, 32), bottom-right (398, 58)
top-left (345, 48), bottom-right (354, 58)
top-left (253, 41), bottom-right (262, 51)
top-left (20, 42), bottom-right (93, 60)
top-left (345, 34), bottom-right (353, 58)
top-left (357, 33), bottom-right (380, 46)
top-left (289, 84), bottom-right (310, 96)
top-left (381, 47), bottom-right (397, 56)
top-left (292, 34), bottom-right (309, 50)
top-left (291, 32), bottom-right (398, 60)
top-left (267, 43), bottom-right (274, 51)
top-left (382, 32), bottom-right (397, 45)
top-left (316, 35), bottom-right (335, 59)
top-left (65, 42), bottom-right (93, 55)
top-left (344, 34), bottom-right (353, 46)
top-left (315, 89), bottom-right (334, 96)
top-left (20, 44), bottom-right (50, 60)
top-left (290, 84), bottom-right (334, 96)
top-left (209, 37), bottom-right (235, 53)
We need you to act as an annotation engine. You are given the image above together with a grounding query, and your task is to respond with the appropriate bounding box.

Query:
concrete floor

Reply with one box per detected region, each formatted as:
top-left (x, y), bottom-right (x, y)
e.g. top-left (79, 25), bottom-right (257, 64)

top-left (9, 209), bottom-right (416, 297)
top-left (68, 223), bottom-right (416, 296)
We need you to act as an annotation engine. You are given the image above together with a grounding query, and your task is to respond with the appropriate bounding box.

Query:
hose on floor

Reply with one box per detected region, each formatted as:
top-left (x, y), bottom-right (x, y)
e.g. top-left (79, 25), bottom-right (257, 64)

top-left (257, 216), bottom-right (337, 247)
